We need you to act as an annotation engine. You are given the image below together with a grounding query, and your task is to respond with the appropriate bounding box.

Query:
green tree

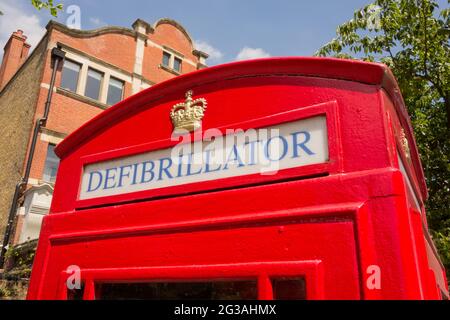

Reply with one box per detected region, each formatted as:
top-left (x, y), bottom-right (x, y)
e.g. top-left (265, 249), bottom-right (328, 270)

top-left (30, 0), bottom-right (63, 17)
top-left (0, 1), bottom-right (62, 17)
top-left (316, 0), bottom-right (450, 283)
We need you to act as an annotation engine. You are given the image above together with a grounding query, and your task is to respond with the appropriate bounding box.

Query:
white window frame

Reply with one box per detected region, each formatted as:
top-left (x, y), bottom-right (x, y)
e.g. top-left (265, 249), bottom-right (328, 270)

top-left (61, 50), bottom-right (131, 105)
top-left (60, 59), bottom-right (82, 92)
top-left (161, 50), bottom-right (183, 73)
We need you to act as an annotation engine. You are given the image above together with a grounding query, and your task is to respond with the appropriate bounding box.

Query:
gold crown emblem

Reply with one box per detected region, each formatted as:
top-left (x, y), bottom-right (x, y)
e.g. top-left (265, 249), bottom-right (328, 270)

top-left (170, 90), bottom-right (207, 133)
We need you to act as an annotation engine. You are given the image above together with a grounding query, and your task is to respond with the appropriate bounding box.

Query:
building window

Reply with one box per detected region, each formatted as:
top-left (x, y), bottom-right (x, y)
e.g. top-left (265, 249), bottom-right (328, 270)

top-left (85, 68), bottom-right (103, 100)
top-left (43, 144), bottom-right (59, 183)
top-left (162, 51), bottom-right (182, 73)
top-left (173, 57), bottom-right (182, 73)
top-left (107, 77), bottom-right (124, 106)
top-left (162, 51), bottom-right (171, 67)
top-left (60, 60), bottom-right (81, 92)
top-left (58, 52), bottom-right (129, 105)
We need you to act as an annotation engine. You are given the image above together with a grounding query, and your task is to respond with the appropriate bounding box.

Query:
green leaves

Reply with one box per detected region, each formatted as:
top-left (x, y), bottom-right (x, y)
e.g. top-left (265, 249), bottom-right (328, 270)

top-left (30, 0), bottom-right (63, 17)
top-left (432, 228), bottom-right (450, 270)
top-left (317, 0), bottom-right (450, 284)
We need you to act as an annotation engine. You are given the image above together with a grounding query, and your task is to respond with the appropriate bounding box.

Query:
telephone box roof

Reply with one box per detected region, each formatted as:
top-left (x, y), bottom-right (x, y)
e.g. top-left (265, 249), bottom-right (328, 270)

top-left (56, 57), bottom-right (426, 195)
top-left (56, 57), bottom-right (412, 159)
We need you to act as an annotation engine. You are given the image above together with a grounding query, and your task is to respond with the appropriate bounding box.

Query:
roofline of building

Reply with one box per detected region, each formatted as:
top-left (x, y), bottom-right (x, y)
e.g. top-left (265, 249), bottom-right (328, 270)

top-left (131, 19), bottom-right (154, 34)
top-left (46, 20), bottom-right (137, 38)
top-left (153, 18), bottom-right (193, 45)
top-left (192, 49), bottom-right (209, 59)
top-left (47, 19), bottom-right (209, 59)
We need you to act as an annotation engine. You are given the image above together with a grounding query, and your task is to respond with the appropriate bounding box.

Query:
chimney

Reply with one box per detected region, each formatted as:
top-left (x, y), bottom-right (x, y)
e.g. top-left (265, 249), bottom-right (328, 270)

top-left (0, 30), bottom-right (31, 90)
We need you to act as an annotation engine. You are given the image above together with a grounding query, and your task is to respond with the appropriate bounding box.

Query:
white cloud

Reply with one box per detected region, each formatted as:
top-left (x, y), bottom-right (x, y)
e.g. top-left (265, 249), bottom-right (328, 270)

top-left (89, 17), bottom-right (105, 27)
top-left (0, 1), bottom-right (46, 55)
top-left (236, 47), bottom-right (271, 61)
top-left (194, 40), bottom-right (223, 62)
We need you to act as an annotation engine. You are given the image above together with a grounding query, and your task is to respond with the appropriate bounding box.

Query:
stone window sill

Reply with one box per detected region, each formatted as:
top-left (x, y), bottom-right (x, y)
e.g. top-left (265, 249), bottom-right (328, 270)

top-left (56, 87), bottom-right (109, 110)
top-left (159, 64), bottom-right (181, 76)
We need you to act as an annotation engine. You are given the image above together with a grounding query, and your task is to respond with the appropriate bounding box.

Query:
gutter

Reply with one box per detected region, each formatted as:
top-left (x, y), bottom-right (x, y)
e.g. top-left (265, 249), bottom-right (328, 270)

top-left (0, 47), bottom-right (66, 268)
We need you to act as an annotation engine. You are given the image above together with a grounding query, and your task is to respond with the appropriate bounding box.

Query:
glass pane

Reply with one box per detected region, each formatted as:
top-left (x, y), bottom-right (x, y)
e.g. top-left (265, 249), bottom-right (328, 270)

top-left (174, 57), bottom-right (182, 72)
top-left (272, 277), bottom-right (306, 300)
top-left (107, 77), bottom-right (124, 105)
top-left (67, 282), bottom-right (85, 300)
top-left (85, 68), bottom-right (103, 100)
top-left (95, 280), bottom-right (257, 300)
top-left (60, 60), bottom-right (80, 92)
top-left (162, 52), bottom-right (171, 67)
top-left (43, 144), bottom-right (60, 183)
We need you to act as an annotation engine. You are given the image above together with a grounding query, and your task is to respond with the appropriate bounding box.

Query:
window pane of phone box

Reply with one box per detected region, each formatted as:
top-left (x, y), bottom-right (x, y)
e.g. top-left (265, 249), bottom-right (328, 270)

top-left (95, 280), bottom-right (257, 300)
top-left (67, 282), bottom-right (85, 300)
top-left (272, 277), bottom-right (306, 300)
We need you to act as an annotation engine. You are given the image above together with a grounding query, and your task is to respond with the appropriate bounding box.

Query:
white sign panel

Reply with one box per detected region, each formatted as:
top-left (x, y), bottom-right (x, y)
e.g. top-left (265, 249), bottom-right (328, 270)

top-left (80, 116), bottom-right (328, 200)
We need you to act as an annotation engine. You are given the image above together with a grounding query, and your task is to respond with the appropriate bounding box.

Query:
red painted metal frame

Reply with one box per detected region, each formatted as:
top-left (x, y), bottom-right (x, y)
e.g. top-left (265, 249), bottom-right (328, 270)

top-left (75, 100), bottom-right (340, 209)
top-left (57, 261), bottom-right (324, 300)
top-left (33, 199), bottom-right (361, 300)
top-left (27, 58), bottom-right (449, 300)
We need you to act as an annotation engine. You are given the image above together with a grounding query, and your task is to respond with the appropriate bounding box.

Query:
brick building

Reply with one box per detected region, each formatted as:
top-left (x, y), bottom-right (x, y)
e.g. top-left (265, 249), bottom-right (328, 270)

top-left (0, 18), bottom-right (208, 250)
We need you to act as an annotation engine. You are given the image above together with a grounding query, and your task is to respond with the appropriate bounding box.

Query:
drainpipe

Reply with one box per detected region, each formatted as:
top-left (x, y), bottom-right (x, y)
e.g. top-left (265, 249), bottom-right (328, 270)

top-left (0, 47), bottom-right (66, 268)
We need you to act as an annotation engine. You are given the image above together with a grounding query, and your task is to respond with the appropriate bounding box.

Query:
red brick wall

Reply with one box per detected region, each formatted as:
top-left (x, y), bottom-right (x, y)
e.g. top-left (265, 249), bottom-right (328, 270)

top-left (51, 29), bottom-right (137, 72)
top-left (28, 135), bottom-right (50, 181)
top-left (150, 22), bottom-right (196, 61)
top-left (143, 22), bottom-right (198, 83)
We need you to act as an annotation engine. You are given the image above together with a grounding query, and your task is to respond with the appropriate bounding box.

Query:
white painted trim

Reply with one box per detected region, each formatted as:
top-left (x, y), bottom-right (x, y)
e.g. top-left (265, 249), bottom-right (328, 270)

top-left (77, 62), bottom-right (88, 96)
top-left (40, 131), bottom-right (64, 144)
top-left (134, 36), bottom-right (145, 75)
top-left (27, 178), bottom-right (40, 186)
top-left (100, 73), bottom-right (110, 104)
top-left (40, 83), bottom-right (57, 92)
top-left (17, 206), bottom-right (26, 216)
top-left (132, 77), bottom-right (141, 95)
top-left (131, 34), bottom-right (147, 95)
top-left (132, 78), bottom-right (152, 94)
top-left (141, 82), bottom-right (151, 90)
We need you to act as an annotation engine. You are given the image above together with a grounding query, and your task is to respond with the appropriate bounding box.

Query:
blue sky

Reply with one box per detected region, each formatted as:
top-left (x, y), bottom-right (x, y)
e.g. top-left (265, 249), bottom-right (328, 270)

top-left (73, 0), bottom-right (375, 62)
top-left (0, 0), bottom-right (448, 65)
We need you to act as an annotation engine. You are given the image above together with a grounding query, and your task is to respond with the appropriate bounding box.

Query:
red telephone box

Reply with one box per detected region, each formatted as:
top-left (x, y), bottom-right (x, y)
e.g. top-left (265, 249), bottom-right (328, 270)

top-left (27, 57), bottom-right (448, 300)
